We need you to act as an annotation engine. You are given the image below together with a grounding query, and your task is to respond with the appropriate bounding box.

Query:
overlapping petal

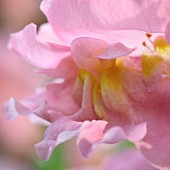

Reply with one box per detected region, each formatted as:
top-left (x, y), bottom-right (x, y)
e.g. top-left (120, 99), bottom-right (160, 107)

top-left (3, 78), bottom-right (80, 122)
top-left (35, 118), bottom-right (94, 160)
top-left (77, 122), bottom-right (146, 158)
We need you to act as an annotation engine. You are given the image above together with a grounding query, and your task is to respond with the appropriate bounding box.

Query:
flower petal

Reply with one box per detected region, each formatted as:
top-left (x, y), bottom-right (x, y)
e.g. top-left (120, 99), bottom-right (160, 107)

top-left (77, 122), bottom-right (146, 157)
top-left (36, 56), bottom-right (78, 79)
top-left (37, 23), bottom-right (66, 45)
top-left (96, 42), bottom-right (135, 59)
top-left (71, 37), bottom-right (134, 78)
top-left (71, 37), bottom-right (108, 73)
top-left (165, 21), bottom-right (170, 43)
top-left (8, 23), bottom-right (70, 69)
top-left (3, 97), bottom-right (49, 121)
top-left (41, 0), bottom-right (169, 43)
top-left (135, 78), bottom-right (170, 169)
top-left (3, 98), bottom-right (32, 120)
top-left (77, 120), bottom-right (108, 157)
top-left (35, 118), bottom-right (93, 160)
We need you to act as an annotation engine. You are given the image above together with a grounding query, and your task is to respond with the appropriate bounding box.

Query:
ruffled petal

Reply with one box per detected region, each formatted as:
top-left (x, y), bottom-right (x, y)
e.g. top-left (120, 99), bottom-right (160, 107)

top-left (71, 37), bottom-right (134, 78)
top-left (3, 98), bottom-right (32, 120)
top-left (3, 97), bottom-right (50, 121)
top-left (71, 37), bottom-right (108, 76)
top-left (77, 120), bottom-right (108, 157)
top-left (77, 122), bottom-right (146, 157)
top-left (8, 23), bottom-right (70, 69)
top-left (4, 77), bottom-right (80, 122)
top-left (34, 118), bottom-right (95, 160)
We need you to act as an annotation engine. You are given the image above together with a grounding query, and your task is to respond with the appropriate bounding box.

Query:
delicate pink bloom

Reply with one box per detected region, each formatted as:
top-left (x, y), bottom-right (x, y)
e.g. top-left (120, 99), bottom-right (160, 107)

top-left (4, 0), bottom-right (170, 169)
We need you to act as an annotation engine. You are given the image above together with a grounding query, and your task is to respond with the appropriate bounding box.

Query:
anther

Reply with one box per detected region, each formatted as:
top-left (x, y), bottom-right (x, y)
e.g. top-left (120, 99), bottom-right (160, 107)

top-left (142, 41), bottom-right (150, 49)
top-left (146, 33), bottom-right (152, 38)
top-left (142, 41), bottom-right (152, 51)
top-left (142, 41), bottom-right (147, 47)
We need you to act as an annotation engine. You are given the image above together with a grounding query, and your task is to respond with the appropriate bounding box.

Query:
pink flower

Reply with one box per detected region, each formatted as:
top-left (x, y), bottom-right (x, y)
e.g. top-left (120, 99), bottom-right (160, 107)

top-left (4, 0), bottom-right (170, 169)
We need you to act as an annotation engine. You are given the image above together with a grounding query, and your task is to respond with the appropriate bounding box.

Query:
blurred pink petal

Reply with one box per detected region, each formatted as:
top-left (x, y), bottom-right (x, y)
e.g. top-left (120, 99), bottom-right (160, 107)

top-left (0, 35), bottom-right (41, 156)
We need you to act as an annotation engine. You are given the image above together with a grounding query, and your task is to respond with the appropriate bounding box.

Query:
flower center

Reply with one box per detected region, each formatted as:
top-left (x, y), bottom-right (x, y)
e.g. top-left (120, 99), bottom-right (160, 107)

top-left (73, 35), bottom-right (170, 121)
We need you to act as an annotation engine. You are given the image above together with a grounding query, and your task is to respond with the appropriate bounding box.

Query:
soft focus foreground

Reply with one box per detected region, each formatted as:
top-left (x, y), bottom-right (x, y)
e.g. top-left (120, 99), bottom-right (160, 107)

top-left (3, 0), bottom-right (170, 170)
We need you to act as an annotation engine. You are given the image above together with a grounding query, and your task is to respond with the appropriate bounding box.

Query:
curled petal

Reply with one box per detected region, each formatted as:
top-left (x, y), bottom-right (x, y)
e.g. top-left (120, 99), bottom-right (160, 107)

top-left (35, 119), bottom-right (94, 160)
top-left (78, 122), bottom-right (146, 157)
top-left (96, 42), bottom-right (135, 59)
top-left (71, 37), bottom-right (134, 78)
top-left (3, 98), bottom-right (32, 120)
top-left (3, 97), bottom-right (50, 121)
top-left (37, 23), bottom-right (66, 45)
top-left (71, 37), bottom-right (108, 75)
top-left (8, 23), bottom-right (70, 69)
top-left (77, 120), bottom-right (108, 157)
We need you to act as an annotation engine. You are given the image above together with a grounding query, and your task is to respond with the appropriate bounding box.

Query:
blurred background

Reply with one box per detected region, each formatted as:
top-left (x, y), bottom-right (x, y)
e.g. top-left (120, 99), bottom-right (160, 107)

top-left (0, 1), bottom-right (151, 170)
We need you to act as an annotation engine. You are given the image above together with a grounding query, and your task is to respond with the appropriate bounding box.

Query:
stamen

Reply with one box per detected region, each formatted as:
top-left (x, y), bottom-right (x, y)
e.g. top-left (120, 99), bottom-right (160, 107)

top-left (146, 33), bottom-right (154, 46)
top-left (142, 33), bottom-right (155, 52)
